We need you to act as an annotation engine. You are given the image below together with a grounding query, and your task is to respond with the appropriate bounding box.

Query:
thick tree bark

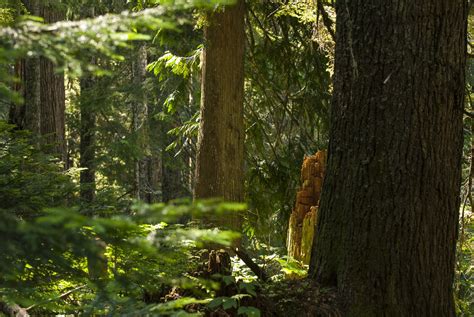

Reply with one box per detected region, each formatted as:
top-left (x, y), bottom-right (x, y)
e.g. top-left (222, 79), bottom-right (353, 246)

top-left (309, 1), bottom-right (466, 316)
top-left (9, 2), bottom-right (66, 162)
top-left (194, 0), bottom-right (245, 229)
top-left (9, 0), bottom-right (40, 134)
top-left (9, 59), bottom-right (41, 133)
top-left (39, 4), bottom-right (66, 163)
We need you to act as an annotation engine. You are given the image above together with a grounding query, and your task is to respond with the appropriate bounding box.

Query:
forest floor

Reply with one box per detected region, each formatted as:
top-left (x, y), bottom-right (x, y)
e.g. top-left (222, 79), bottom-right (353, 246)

top-left (258, 279), bottom-right (340, 317)
top-left (162, 277), bottom-right (341, 316)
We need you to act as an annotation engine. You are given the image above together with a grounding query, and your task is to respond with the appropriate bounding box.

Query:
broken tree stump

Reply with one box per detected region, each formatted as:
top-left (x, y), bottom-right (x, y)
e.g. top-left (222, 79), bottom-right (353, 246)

top-left (287, 150), bottom-right (326, 265)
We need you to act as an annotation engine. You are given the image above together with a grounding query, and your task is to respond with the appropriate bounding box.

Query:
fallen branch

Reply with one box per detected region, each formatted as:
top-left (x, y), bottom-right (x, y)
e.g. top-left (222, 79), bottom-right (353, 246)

top-left (234, 248), bottom-right (268, 282)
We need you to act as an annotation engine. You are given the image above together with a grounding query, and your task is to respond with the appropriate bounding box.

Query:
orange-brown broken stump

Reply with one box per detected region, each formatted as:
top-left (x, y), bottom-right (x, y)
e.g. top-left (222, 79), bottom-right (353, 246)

top-left (287, 150), bottom-right (326, 265)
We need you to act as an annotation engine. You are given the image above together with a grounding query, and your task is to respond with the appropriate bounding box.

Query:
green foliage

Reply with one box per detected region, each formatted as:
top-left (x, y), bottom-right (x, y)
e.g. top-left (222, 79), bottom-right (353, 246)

top-left (0, 122), bottom-right (250, 314)
top-left (275, 1), bottom-right (318, 24)
top-left (457, 46), bottom-right (474, 315)
top-left (238, 306), bottom-right (261, 316)
top-left (244, 1), bottom-right (331, 244)
top-left (2, 204), bottom-right (245, 314)
top-left (2, 7), bottom-right (168, 63)
top-left (0, 122), bottom-right (75, 217)
top-left (0, 0), bottom-right (25, 26)
top-left (144, 297), bottom-right (210, 315)
top-left (148, 47), bottom-right (201, 80)
top-left (0, 0), bottom-right (233, 102)
top-left (276, 257), bottom-right (307, 279)
top-left (2, 0), bottom-right (472, 315)
top-left (205, 278), bottom-right (260, 315)
top-left (455, 212), bottom-right (474, 316)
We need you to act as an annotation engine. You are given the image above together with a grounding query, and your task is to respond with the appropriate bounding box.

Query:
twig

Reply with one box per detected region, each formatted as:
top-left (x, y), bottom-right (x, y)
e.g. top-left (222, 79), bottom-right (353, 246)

top-left (316, 1), bottom-right (336, 42)
top-left (25, 285), bottom-right (87, 311)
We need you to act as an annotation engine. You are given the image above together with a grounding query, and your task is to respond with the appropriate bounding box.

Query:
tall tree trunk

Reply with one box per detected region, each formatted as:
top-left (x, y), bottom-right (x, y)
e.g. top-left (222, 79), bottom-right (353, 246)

top-left (144, 155), bottom-right (161, 203)
top-left (9, 0), bottom-right (40, 134)
top-left (309, 1), bottom-right (466, 316)
top-left (131, 43), bottom-right (149, 201)
top-left (144, 96), bottom-right (163, 204)
top-left (39, 3), bottom-right (66, 163)
top-left (80, 72), bottom-right (107, 281)
top-left (75, 7), bottom-right (107, 280)
top-left (79, 65), bottom-right (96, 206)
top-left (194, 0), bottom-right (245, 229)
top-left (9, 2), bottom-right (66, 162)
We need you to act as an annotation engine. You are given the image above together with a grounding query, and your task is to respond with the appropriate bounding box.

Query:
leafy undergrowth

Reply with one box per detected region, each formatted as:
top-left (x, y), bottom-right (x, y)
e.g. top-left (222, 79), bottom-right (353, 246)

top-left (138, 250), bottom-right (341, 317)
top-left (455, 208), bottom-right (474, 316)
top-left (152, 276), bottom-right (341, 317)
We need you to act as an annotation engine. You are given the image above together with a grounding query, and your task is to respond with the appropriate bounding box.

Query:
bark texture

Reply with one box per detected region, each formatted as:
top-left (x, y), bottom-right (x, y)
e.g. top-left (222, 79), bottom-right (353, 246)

top-left (131, 43), bottom-right (150, 201)
top-left (9, 1), bottom-right (65, 164)
top-left (9, 0), bottom-right (40, 134)
top-left (309, 1), bottom-right (466, 316)
top-left (194, 0), bottom-right (245, 228)
top-left (39, 4), bottom-right (66, 162)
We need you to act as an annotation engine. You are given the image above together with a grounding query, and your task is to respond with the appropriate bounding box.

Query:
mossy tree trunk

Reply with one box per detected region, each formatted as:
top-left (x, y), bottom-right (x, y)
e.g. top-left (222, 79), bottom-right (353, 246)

top-left (309, 1), bottom-right (466, 316)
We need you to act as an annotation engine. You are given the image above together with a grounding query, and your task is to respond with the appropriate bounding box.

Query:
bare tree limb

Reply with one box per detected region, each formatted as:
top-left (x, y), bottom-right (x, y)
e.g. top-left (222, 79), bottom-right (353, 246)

top-left (25, 285), bottom-right (86, 311)
top-left (234, 247), bottom-right (268, 282)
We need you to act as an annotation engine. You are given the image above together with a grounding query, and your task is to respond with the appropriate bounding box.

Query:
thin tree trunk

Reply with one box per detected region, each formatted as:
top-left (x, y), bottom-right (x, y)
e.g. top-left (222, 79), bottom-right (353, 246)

top-left (309, 1), bottom-right (466, 316)
top-left (75, 6), bottom-right (107, 280)
top-left (131, 43), bottom-right (149, 201)
top-left (194, 0), bottom-right (246, 229)
top-left (79, 64), bottom-right (96, 206)
top-left (80, 60), bottom-right (107, 282)
top-left (162, 153), bottom-right (182, 202)
top-left (145, 95), bottom-right (162, 204)
top-left (145, 155), bottom-right (160, 203)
